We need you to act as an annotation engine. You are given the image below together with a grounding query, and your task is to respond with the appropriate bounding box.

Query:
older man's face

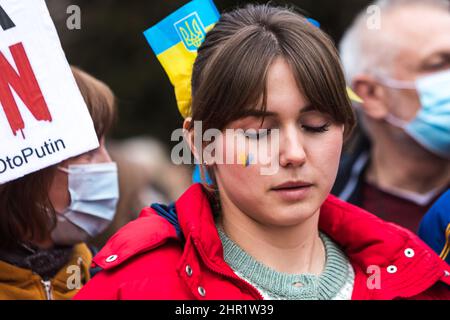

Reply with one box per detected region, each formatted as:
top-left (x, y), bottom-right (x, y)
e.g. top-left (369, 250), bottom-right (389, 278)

top-left (384, 6), bottom-right (450, 121)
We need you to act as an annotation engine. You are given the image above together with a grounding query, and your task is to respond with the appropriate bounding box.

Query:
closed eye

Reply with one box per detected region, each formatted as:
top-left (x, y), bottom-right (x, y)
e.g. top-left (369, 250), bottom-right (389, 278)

top-left (301, 123), bottom-right (330, 133)
top-left (244, 129), bottom-right (272, 140)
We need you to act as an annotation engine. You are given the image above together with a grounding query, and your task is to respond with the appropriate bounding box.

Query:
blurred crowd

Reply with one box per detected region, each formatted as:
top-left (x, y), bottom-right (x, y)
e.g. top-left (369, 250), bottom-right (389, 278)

top-left (0, 0), bottom-right (449, 300)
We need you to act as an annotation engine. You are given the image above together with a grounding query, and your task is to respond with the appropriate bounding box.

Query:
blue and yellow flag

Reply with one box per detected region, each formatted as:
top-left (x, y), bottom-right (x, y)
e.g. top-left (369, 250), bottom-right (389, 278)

top-left (144, 0), bottom-right (220, 118)
top-left (144, 0), bottom-right (361, 119)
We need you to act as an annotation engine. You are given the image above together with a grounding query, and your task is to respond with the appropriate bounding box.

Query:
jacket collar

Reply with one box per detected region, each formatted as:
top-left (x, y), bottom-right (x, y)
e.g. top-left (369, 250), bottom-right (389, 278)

top-left (175, 184), bottom-right (225, 266)
top-left (95, 183), bottom-right (450, 299)
top-left (176, 184), bottom-right (450, 299)
top-left (320, 194), bottom-right (450, 298)
top-left (93, 212), bottom-right (179, 270)
top-left (0, 243), bottom-right (92, 285)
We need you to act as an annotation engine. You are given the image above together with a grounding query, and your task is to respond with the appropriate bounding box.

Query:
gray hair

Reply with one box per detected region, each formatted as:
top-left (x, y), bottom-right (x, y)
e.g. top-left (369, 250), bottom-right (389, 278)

top-left (339, 0), bottom-right (450, 84)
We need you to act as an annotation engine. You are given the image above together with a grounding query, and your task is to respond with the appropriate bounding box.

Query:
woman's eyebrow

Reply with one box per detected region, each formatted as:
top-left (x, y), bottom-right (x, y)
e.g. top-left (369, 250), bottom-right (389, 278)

top-left (239, 110), bottom-right (277, 118)
top-left (239, 104), bottom-right (314, 118)
top-left (299, 104), bottom-right (315, 114)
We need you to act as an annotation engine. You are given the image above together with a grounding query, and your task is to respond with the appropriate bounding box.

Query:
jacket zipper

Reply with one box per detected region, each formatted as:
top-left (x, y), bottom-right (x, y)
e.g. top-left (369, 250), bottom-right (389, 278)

top-left (192, 238), bottom-right (264, 300)
top-left (41, 280), bottom-right (53, 300)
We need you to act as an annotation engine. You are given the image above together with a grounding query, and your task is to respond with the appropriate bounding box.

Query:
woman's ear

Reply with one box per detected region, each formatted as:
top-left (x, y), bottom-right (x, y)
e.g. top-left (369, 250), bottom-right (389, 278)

top-left (352, 74), bottom-right (389, 120)
top-left (183, 117), bottom-right (203, 164)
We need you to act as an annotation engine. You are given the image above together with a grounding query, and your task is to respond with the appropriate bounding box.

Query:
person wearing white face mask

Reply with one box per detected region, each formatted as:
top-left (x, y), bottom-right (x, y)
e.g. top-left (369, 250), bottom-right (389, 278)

top-left (334, 0), bottom-right (450, 233)
top-left (0, 66), bottom-right (118, 300)
top-left (50, 148), bottom-right (119, 246)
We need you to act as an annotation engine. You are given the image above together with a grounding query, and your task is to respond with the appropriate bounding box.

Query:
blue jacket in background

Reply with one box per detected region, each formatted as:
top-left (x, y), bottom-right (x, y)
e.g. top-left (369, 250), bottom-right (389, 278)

top-left (418, 189), bottom-right (450, 264)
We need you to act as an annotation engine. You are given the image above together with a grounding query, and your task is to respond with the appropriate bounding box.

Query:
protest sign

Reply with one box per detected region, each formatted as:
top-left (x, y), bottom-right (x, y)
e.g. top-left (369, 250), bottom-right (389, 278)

top-left (0, 0), bottom-right (99, 184)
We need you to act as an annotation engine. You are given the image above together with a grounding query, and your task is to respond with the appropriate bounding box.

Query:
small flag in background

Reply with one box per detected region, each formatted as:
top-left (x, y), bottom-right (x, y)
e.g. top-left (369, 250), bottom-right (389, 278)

top-left (347, 88), bottom-right (363, 103)
top-left (143, 0), bottom-right (220, 119)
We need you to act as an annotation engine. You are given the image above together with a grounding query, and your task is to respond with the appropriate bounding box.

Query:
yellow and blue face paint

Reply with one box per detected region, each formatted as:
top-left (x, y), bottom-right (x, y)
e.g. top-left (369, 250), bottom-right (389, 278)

top-left (143, 0), bottom-right (220, 118)
top-left (238, 153), bottom-right (253, 167)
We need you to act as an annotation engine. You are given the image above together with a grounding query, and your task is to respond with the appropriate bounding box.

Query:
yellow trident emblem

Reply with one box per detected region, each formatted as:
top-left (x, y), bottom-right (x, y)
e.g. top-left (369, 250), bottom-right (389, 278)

top-left (175, 12), bottom-right (206, 51)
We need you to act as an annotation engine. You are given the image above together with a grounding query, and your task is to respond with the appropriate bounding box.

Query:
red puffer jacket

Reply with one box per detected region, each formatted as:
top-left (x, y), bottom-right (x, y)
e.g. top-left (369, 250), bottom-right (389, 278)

top-left (75, 184), bottom-right (450, 300)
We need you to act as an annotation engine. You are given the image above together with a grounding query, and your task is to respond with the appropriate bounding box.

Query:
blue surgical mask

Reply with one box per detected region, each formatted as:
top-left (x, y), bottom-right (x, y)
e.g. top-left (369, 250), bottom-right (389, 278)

top-left (380, 69), bottom-right (450, 159)
top-left (51, 162), bottom-right (119, 245)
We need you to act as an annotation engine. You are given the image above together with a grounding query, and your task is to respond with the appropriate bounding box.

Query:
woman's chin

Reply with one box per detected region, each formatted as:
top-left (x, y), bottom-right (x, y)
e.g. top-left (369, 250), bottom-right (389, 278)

top-left (258, 206), bottom-right (319, 228)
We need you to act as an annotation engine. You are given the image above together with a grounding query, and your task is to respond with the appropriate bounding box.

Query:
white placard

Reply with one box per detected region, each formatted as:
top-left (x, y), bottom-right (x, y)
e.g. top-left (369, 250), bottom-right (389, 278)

top-left (0, 0), bottom-right (99, 184)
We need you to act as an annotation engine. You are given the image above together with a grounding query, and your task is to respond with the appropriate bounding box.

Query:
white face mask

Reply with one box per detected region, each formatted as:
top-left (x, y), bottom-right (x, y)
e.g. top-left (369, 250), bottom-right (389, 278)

top-left (51, 162), bottom-right (119, 245)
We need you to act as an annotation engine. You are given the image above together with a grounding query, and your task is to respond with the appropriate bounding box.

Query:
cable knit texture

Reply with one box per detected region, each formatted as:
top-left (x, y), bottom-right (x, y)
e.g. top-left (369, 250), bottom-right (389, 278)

top-left (217, 227), bottom-right (355, 300)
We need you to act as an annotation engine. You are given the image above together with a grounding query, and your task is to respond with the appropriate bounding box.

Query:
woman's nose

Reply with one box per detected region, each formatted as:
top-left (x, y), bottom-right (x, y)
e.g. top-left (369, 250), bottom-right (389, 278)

top-left (279, 127), bottom-right (306, 168)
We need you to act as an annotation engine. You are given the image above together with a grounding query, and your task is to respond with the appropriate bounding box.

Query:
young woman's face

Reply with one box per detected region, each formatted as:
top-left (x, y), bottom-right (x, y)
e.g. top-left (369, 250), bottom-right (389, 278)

top-left (213, 58), bottom-right (344, 227)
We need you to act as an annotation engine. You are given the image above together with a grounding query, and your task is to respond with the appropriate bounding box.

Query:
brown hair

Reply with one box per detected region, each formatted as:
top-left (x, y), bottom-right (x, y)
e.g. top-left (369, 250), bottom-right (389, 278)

top-left (71, 66), bottom-right (117, 139)
top-left (190, 4), bottom-right (356, 188)
top-left (191, 4), bottom-right (355, 133)
top-left (0, 67), bottom-right (116, 249)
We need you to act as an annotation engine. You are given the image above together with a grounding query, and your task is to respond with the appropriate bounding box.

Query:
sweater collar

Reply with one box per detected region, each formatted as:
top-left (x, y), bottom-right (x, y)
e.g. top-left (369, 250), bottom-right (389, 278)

top-left (217, 227), bottom-right (352, 300)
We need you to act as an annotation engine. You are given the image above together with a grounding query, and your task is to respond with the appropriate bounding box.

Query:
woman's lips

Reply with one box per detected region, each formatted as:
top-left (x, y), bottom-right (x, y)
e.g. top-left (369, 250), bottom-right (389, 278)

top-left (271, 181), bottom-right (313, 202)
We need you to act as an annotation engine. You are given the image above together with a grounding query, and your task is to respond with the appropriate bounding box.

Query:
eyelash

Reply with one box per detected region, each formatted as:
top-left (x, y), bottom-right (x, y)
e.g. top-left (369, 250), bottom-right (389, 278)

top-left (302, 123), bottom-right (331, 133)
top-left (244, 123), bottom-right (331, 139)
top-left (244, 129), bottom-right (271, 140)
top-left (425, 58), bottom-right (450, 71)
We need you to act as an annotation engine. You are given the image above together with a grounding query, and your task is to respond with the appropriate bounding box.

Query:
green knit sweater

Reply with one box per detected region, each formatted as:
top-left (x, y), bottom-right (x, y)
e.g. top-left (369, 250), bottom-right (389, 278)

top-left (217, 227), bottom-right (354, 300)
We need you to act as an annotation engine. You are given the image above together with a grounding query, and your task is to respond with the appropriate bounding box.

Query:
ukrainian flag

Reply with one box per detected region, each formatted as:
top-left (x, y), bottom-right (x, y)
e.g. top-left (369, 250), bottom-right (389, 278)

top-left (144, 0), bottom-right (220, 118)
top-left (144, 0), bottom-right (362, 120)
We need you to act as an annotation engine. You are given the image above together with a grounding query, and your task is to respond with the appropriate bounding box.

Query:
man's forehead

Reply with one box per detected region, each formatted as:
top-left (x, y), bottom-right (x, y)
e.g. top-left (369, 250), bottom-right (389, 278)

top-left (383, 6), bottom-right (450, 70)
top-left (384, 5), bottom-right (450, 41)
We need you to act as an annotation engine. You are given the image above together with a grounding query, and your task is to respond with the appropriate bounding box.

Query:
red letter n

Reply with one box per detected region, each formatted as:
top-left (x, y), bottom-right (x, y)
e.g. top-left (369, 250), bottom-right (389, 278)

top-left (0, 42), bottom-right (52, 138)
